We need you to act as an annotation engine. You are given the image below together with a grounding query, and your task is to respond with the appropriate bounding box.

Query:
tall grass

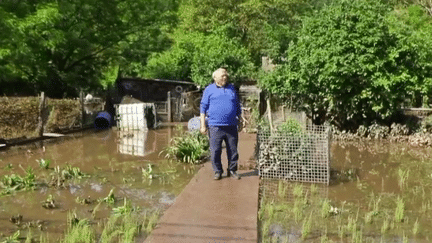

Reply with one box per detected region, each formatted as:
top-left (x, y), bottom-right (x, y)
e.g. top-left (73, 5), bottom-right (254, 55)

top-left (63, 211), bottom-right (95, 243)
top-left (54, 208), bottom-right (160, 243)
top-left (395, 196), bottom-right (405, 222)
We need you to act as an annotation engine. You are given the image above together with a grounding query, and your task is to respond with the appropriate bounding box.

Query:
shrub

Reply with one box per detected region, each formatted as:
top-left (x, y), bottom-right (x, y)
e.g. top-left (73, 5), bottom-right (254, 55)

top-left (277, 118), bottom-right (303, 134)
top-left (162, 126), bottom-right (209, 164)
top-left (259, 0), bottom-right (432, 130)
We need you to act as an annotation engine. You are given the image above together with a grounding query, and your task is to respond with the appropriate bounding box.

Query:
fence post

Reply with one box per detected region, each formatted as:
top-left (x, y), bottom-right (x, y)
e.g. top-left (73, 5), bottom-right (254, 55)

top-left (80, 91), bottom-right (85, 128)
top-left (37, 92), bottom-right (47, 137)
top-left (167, 91), bottom-right (172, 123)
top-left (281, 104), bottom-right (286, 122)
top-left (266, 94), bottom-right (274, 132)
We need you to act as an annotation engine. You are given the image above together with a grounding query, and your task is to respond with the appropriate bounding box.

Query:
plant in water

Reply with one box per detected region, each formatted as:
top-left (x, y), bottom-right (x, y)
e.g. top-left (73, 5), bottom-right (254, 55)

top-left (292, 200), bottom-right (303, 223)
top-left (413, 218), bottom-right (419, 235)
top-left (292, 183), bottom-right (303, 198)
top-left (266, 201), bottom-right (276, 222)
top-left (365, 211), bottom-right (375, 224)
top-left (3, 163), bottom-right (13, 170)
top-left (42, 194), bottom-right (56, 209)
top-left (25, 229), bottom-right (33, 243)
top-left (63, 211), bottom-right (94, 243)
top-left (142, 164), bottom-right (154, 179)
top-left (301, 212), bottom-right (312, 240)
top-left (395, 196), bottom-right (405, 222)
top-left (310, 184), bottom-right (318, 195)
top-left (75, 196), bottom-right (92, 205)
top-left (397, 168), bottom-right (409, 190)
top-left (277, 180), bottom-right (286, 199)
top-left (144, 209), bottom-right (160, 234)
top-left (320, 228), bottom-right (329, 243)
top-left (1, 230), bottom-right (20, 243)
top-left (381, 217), bottom-right (390, 234)
top-left (100, 188), bottom-right (116, 205)
top-left (321, 199), bottom-right (331, 218)
top-left (161, 126), bottom-right (209, 164)
top-left (61, 164), bottom-right (88, 179)
top-left (50, 165), bottom-right (88, 188)
top-left (37, 159), bottom-right (51, 169)
top-left (112, 198), bottom-right (137, 215)
top-left (338, 224), bottom-right (345, 240)
top-left (1, 167), bottom-right (36, 194)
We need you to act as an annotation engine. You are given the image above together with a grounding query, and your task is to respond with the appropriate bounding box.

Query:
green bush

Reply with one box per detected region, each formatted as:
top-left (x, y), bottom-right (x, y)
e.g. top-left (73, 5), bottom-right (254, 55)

top-left (144, 29), bottom-right (255, 86)
top-left (277, 118), bottom-right (303, 134)
top-left (162, 126), bottom-right (210, 164)
top-left (258, 0), bottom-right (432, 130)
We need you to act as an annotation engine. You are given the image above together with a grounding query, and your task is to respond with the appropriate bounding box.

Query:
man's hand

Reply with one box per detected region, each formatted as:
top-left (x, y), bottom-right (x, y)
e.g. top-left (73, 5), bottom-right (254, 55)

top-left (238, 115), bottom-right (247, 132)
top-left (200, 126), bottom-right (207, 135)
top-left (200, 113), bottom-right (207, 134)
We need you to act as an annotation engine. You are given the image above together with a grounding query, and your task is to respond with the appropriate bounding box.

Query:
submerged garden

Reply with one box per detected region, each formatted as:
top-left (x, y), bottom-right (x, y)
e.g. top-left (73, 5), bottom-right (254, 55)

top-left (0, 127), bottom-right (205, 242)
top-left (2, 0), bottom-right (432, 242)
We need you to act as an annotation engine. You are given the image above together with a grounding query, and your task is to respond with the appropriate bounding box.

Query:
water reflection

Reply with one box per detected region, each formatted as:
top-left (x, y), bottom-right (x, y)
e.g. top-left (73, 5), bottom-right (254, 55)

top-left (117, 130), bottom-right (155, 157)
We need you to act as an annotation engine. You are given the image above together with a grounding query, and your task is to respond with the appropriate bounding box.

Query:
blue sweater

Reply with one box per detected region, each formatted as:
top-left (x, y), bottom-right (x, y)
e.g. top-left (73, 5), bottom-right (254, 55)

top-left (200, 83), bottom-right (242, 126)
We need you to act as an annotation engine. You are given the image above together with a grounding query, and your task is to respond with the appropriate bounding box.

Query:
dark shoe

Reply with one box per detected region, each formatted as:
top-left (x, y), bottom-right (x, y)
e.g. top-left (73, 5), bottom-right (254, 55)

top-left (214, 172), bottom-right (222, 180)
top-left (227, 171), bottom-right (241, 180)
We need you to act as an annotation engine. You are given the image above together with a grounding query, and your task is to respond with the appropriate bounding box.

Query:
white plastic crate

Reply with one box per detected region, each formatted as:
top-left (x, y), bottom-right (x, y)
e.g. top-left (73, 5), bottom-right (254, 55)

top-left (115, 103), bottom-right (156, 130)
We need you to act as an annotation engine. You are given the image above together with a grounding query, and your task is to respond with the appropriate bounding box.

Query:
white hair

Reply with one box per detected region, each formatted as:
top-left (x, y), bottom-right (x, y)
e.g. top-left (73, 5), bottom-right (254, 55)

top-left (212, 68), bottom-right (229, 80)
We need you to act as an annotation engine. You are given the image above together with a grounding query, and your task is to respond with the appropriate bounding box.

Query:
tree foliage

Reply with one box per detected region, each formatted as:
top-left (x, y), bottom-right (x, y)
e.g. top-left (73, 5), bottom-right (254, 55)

top-left (0, 0), bottom-right (176, 97)
top-left (259, 0), bottom-right (432, 129)
top-left (144, 29), bottom-right (255, 86)
top-left (178, 0), bottom-right (321, 64)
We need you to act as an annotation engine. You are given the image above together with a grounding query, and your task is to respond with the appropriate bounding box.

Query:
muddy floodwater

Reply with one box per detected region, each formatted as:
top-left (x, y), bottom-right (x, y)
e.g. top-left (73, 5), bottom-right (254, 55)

top-left (260, 139), bottom-right (432, 242)
top-left (329, 140), bottom-right (432, 241)
top-left (0, 127), bottom-right (198, 241)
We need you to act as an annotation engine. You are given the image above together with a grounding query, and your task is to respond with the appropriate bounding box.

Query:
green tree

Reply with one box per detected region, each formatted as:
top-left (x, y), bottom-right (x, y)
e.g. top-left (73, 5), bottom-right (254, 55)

top-left (144, 29), bottom-right (255, 86)
top-left (386, 5), bottom-right (432, 107)
top-left (260, 0), bottom-right (431, 129)
top-left (0, 0), bottom-right (176, 97)
top-left (178, 0), bottom-right (320, 65)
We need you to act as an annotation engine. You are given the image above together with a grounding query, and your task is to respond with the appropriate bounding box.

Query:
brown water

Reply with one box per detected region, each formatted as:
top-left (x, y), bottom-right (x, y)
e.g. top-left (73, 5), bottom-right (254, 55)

top-left (329, 140), bottom-right (432, 241)
top-left (0, 127), bottom-right (197, 240)
top-left (260, 139), bottom-right (432, 242)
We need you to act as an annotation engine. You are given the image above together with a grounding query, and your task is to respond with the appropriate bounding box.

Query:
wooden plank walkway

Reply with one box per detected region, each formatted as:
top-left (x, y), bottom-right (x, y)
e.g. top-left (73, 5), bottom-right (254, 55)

top-left (145, 133), bottom-right (259, 243)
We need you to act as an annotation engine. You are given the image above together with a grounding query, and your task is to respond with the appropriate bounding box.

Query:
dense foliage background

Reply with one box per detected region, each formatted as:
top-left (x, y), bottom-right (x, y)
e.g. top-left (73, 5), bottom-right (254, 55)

top-left (1, 0), bottom-right (431, 130)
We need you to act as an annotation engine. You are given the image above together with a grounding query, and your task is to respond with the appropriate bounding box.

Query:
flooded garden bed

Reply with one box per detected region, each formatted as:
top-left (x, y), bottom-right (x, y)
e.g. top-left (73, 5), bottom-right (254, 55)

top-left (259, 140), bottom-right (432, 242)
top-left (0, 127), bottom-right (198, 242)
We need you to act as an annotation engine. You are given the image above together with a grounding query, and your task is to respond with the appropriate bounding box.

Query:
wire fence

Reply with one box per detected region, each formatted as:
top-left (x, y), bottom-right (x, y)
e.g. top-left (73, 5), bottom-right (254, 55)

top-left (257, 125), bottom-right (331, 185)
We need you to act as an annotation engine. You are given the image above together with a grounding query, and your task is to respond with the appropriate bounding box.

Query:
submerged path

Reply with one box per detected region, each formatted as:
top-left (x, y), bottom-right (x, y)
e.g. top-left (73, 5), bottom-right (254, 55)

top-left (145, 132), bottom-right (259, 243)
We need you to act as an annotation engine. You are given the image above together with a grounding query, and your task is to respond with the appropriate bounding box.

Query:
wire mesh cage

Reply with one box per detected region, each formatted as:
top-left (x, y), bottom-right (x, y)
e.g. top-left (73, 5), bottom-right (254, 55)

top-left (257, 125), bottom-right (331, 184)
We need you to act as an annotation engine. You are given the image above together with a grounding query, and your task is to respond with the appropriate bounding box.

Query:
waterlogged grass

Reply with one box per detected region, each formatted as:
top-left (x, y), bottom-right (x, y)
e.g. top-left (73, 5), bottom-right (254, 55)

top-left (0, 160), bottom-right (92, 196)
top-left (259, 142), bottom-right (432, 242)
top-left (161, 125), bottom-right (209, 164)
top-left (2, 199), bottom-right (162, 243)
top-left (0, 128), bottom-right (197, 242)
top-left (259, 180), bottom-right (432, 242)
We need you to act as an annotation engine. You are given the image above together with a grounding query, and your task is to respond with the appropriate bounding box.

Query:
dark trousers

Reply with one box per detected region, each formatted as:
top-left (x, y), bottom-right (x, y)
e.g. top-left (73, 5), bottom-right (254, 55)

top-left (208, 125), bottom-right (239, 174)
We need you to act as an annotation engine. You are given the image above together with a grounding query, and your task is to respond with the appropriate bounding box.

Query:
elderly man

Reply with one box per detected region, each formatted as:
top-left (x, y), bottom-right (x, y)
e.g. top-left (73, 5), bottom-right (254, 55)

top-left (200, 68), bottom-right (242, 180)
